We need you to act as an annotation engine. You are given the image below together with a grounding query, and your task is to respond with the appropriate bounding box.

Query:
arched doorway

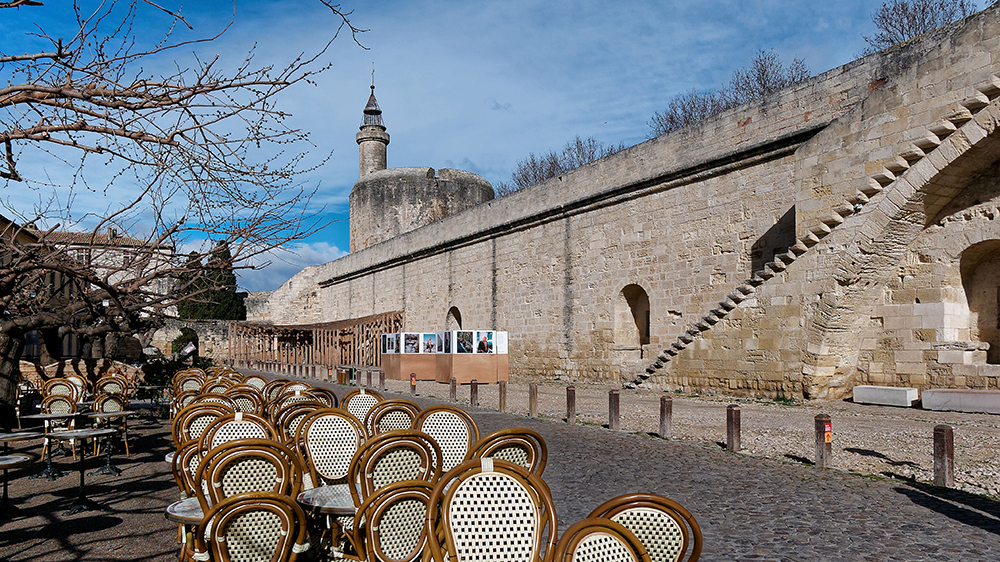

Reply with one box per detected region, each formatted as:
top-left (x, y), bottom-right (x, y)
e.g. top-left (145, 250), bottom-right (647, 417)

top-left (446, 307), bottom-right (462, 330)
top-left (614, 284), bottom-right (650, 349)
top-left (961, 240), bottom-right (1000, 363)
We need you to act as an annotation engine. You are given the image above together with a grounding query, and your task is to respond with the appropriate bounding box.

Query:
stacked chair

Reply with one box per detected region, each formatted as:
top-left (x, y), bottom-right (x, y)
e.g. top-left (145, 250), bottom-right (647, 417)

top-left (162, 368), bottom-right (703, 562)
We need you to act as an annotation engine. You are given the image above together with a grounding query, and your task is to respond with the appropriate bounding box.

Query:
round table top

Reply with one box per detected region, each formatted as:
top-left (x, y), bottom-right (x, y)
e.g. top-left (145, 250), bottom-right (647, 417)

top-left (47, 428), bottom-right (116, 440)
top-left (165, 496), bottom-right (203, 524)
top-left (296, 484), bottom-right (355, 515)
top-left (0, 431), bottom-right (43, 443)
top-left (0, 453), bottom-right (33, 469)
top-left (20, 412), bottom-right (81, 421)
top-left (85, 410), bottom-right (136, 420)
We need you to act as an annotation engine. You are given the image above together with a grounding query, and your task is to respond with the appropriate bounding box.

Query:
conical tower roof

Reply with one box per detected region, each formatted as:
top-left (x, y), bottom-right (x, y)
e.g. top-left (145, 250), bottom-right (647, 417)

top-left (363, 85), bottom-right (384, 127)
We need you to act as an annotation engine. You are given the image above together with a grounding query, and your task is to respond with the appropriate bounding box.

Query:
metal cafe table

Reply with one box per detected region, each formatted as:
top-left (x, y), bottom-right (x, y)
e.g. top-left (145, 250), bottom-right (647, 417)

top-left (296, 483), bottom-right (355, 515)
top-left (46, 427), bottom-right (117, 514)
top-left (20, 411), bottom-right (81, 480)
top-left (0, 431), bottom-right (41, 517)
top-left (84, 410), bottom-right (135, 474)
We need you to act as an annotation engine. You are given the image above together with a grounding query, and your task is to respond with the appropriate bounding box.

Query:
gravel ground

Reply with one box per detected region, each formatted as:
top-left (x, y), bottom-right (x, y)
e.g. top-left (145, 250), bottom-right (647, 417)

top-left (380, 375), bottom-right (1000, 499)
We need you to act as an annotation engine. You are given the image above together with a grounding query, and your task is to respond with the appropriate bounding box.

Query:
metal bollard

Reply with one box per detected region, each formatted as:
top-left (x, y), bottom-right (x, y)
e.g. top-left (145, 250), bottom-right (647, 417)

top-left (726, 404), bottom-right (740, 452)
top-left (410, 373), bottom-right (417, 396)
top-left (566, 386), bottom-right (576, 424)
top-left (528, 383), bottom-right (538, 418)
top-left (449, 377), bottom-right (457, 402)
top-left (659, 395), bottom-right (672, 439)
top-left (815, 414), bottom-right (832, 468)
top-left (609, 390), bottom-right (620, 431)
top-left (470, 380), bottom-right (478, 407)
top-left (498, 381), bottom-right (507, 412)
top-left (934, 425), bottom-right (954, 488)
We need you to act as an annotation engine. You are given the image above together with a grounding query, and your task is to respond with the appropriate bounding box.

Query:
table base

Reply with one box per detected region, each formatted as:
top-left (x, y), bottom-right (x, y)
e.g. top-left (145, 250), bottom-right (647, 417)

top-left (66, 494), bottom-right (104, 515)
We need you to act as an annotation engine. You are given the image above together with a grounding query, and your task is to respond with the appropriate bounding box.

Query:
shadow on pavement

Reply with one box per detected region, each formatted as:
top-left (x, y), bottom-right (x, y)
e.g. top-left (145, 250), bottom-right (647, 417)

top-left (894, 481), bottom-right (1000, 536)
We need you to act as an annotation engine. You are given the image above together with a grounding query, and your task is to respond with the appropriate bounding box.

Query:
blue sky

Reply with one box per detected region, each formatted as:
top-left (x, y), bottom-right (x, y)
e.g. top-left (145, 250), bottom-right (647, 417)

top-left (3, 1), bottom-right (981, 291)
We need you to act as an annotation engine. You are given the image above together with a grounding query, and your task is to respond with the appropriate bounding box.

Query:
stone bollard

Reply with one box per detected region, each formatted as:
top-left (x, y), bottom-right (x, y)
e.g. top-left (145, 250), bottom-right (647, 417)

top-left (327, 366), bottom-right (333, 382)
top-left (726, 404), bottom-right (740, 452)
top-left (449, 377), bottom-right (457, 402)
top-left (815, 414), bottom-right (832, 468)
top-left (499, 381), bottom-right (507, 413)
top-left (566, 386), bottom-right (576, 424)
top-left (934, 425), bottom-right (954, 488)
top-left (379, 370), bottom-right (386, 391)
top-left (528, 383), bottom-right (538, 418)
top-left (410, 373), bottom-right (417, 396)
top-left (609, 390), bottom-right (620, 431)
top-left (659, 395), bottom-right (672, 439)
top-left (470, 380), bottom-right (479, 407)
top-left (366, 370), bottom-right (372, 388)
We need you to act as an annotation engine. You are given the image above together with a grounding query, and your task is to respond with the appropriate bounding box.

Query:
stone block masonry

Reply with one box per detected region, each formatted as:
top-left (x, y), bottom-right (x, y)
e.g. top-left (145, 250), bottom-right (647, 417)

top-left (258, 5), bottom-right (1000, 399)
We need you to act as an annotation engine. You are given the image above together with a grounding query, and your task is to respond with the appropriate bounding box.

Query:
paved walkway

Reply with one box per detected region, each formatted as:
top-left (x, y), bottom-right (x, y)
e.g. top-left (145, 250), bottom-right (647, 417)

top-left (2, 374), bottom-right (998, 561)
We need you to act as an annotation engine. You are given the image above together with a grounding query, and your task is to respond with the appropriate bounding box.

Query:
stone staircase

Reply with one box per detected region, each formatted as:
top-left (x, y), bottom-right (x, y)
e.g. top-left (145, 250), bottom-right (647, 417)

top-left (628, 74), bottom-right (1000, 389)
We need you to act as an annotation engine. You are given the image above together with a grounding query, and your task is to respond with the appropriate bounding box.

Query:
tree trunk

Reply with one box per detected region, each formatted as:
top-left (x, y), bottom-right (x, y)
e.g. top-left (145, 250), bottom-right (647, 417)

top-left (0, 331), bottom-right (25, 431)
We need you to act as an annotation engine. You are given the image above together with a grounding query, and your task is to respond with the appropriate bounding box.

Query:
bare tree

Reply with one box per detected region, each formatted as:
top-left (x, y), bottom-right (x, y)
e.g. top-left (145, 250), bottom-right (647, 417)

top-left (495, 135), bottom-right (624, 197)
top-left (0, 1), bottom-right (366, 426)
top-left (863, 0), bottom-right (976, 53)
top-left (649, 50), bottom-right (810, 138)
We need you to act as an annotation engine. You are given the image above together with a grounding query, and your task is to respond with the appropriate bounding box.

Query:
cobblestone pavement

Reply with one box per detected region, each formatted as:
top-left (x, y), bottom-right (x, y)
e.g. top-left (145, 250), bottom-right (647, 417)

top-left (1, 373), bottom-right (998, 561)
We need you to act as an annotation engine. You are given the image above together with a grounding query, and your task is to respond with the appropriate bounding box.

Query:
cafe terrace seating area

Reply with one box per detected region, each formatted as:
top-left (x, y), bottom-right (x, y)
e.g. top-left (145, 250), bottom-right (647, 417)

top-left (158, 367), bottom-right (703, 562)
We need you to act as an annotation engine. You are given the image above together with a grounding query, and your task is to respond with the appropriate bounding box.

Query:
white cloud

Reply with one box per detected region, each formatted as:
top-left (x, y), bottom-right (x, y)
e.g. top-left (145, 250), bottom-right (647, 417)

top-left (237, 241), bottom-right (348, 292)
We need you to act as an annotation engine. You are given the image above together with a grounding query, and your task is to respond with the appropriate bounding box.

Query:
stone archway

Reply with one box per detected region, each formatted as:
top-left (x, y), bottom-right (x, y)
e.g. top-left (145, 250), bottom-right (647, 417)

top-left (446, 307), bottom-right (462, 330)
top-left (614, 284), bottom-right (650, 350)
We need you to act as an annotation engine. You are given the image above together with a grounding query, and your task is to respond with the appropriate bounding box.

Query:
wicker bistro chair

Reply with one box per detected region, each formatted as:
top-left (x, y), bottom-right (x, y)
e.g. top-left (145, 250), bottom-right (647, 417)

top-left (172, 440), bottom-right (201, 499)
top-left (173, 372), bottom-right (206, 395)
top-left (279, 381), bottom-right (312, 395)
top-left (274, 400), bottom-right (327, 446)
top-left (426, 458), bottom-right (558, 562)
top-left (364, 399), bottom-right (420, 436)
top-left (196, 392), bottom-right (239, 411)
top-left (587, 493), bottom-right (702, 562)
top-left (411, 405), bottom-right (480, 472)
top-left (267, 390), bottom-right (321, 421)
top-left (224, 389), bottom-right (265, 416)
top-left (94, 374), bottom-right (129, 396)
top-left (194, 439), bottom-right (305, 514)
top-left (200, 379), bottom-right (235, 395)
top-left (42, 378), bottom-right (81, 402)
top-left (341, 389), bottom-right (383, 423)
top-left (198, 412), bottom-right (279, 454)
top-left (551, 518), bottom-right (652, 562)
top-left (173, 402), bottom-right (235, 449)
top-left (263, 379), bottom-right (294, 402)
top-left (308, 386), bottom-right (339, 409)
top-left (193, 492), bottom-right (311, 562)
top-left (91, 393), bottom-right (131, 456)
top-left (64, 373), bottom-right (91, 399)
top-left (242, 374), bottom-right (269, 392)
top-left (39, 394), bottom-right (78, 459)
top-left (171, 390), bottom-right (200, 418)
top-left (465, 427), bottom-right (547, 476)
top-left (295, 408), bottom-right (368, 490)
top-left (350, 480), bottom-right (435, 562)
top-left (348, 429), bottom-right (444, 508)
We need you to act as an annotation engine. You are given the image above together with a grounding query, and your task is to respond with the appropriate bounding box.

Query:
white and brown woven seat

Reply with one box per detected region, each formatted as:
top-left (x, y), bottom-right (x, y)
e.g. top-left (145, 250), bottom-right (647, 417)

top-left (171, 440), bottom-right (202, 499)
top-left (465, 427), bottom-right (547, 476)
top-left (196, 392), bottom-right (239, 411)
top-left (587, 493), bottom-right (702, 562)
top-left (426, 457), bottom-right (557, 562)
top-left (341, 389), bottom-right (383, 423)
top-left (39, 394), bottom-right (77, 459)
top-left (195, 438), bottom-right (304, 514)
top-left (278, 381), bottom-right (312, 395)
top-left (92, 392), bottom-right (131, 456)
top-left (295, 408), bottom-right (367, 489)
top-left (42, 378), bottom-right (81, 402)
top-left (242, 374), bottom-right (269, 392)
top-left (551, 518), bottom-right (652, 562)
top-left (173, 402), bottom-right (235, 449)
top-left (307, 386), bottom-right (339, 409)
top-left (263, 379), bottom-right (294, 403)
top-left (267, 390), bottom-right (320, 421)
top-left (193, 492), bottom-right (310, 562)
top-left (173, 373), bottom-right (206, 396)
top-left (412, 405), bottom-right (480, 472)
top-left (94, 374), bottom-right (129, 396)
top-left (365, 399), bottom-right (420, 436)
top-left (348, 429), bottom-right (443, 508)
top-left (274, 400), bottom-right (326, 446)
top-left (200, 379), bottom-right (235, 395)
top-left (199, 412), bottom-right (279, 454)
top-left (352, 480), bottom-right (435, 562)
top-left (224, 388), bottom-right (265, 416)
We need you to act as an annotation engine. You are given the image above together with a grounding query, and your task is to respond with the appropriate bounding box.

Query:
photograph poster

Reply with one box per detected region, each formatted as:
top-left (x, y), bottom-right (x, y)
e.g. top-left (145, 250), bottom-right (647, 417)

top-left (496, 331), bottom-right (508, 354)
top-left (456, 331), bottom-right (474, 354)
top-left (436, 332), bottom-right (445, 353)
top-left (422, 333), bottom-right (437, 354)
top-left (404, 333), bottom-right (420, 354)
top-left (475, 331), bottom-right (494, 354)
top-left (444, 331), bottom-right (453, 354)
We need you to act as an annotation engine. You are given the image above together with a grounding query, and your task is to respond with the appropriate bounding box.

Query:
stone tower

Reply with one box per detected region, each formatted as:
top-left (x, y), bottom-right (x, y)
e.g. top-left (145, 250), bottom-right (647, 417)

top-left (356, 85), bottom-right (389, 178)
top-left (349, 86), bottom-right (495, 253)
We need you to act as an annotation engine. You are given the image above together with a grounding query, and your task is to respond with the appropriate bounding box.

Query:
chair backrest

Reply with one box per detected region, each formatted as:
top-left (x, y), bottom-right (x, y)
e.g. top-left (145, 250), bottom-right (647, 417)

top-left (195, 438), bottom-right (304, 513)
top-left (40, 394), bottom-right (77, 415)
top-left (172, 402), bottom-right (234, 448)
top-left (412, 405), bottom-right (480, 472)
top-left (466, 428), bottom-right (547, 476)
top-left (224, 388), bottom-right (264, 415)
top-left (171, 440), bottom-right (201, 499)
top-left (171, 390), bottom-right (200, 418)
top-left (274, 400), bottom-right (326, 445)
top-left (194, 492), bottom-right (309, 562)
top-left (279, 381), bottom-right (312, 394)
top-left (426, 458), bottom-right (557, 562)
top-left (341, 388), bottom-right (383, 422)
top-left (267, 390), bottom-right (319, 420)
top-left (307, 386), bottom-right (339, 408)
top-left (42, 378), bottom-right (79, 401)
top-left (242, 374), bottom-right (269, 391)
top-left (354, 480), bottom-right (435, 562)
top-left (296, 408), bottom-right (366, 489)
top-left (347, 429), bottom-right (443, 507)
top-left (587, 493), bottom-right (702, 562)
top-left (94, 375), bottom-right (129, 395)
top-left (173, 372), bottom-right (206, 394)
top-left (199, 412), bottom-right (278, 453)
top-left (93, 393), bottom-right (129, 414)
top-left (263, 378), bottom-right (294, 402)
top-left (365, 399), bottom-right (420, 435)
top-left (195, 392), bottom-right (239, 410)
top-left (200, 379), bottom-right (234, 395)
top-left (64, 373), bottom-right (90, 397)
top-left (551, 518), bottom-right (652, 562)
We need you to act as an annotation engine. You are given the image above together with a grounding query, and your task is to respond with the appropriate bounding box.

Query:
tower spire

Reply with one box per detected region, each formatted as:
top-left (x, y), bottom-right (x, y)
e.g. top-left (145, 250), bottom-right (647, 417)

top-left (357, 74), bottom-right (389, 178)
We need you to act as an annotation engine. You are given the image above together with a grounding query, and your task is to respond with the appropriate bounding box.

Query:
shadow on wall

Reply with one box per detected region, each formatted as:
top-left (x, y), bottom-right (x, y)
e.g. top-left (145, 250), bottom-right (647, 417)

top-left (751, 207), bottom-right (796, 275)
